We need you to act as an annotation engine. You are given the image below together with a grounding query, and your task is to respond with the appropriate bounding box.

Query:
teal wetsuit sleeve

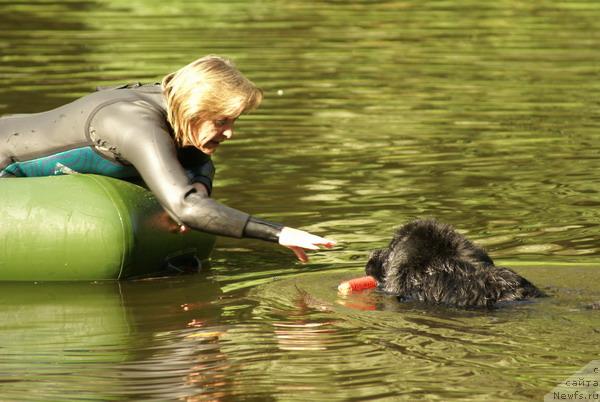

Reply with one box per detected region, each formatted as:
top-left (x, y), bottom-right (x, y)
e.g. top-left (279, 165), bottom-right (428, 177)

top-left (91, 102), bottom-right (250, 238)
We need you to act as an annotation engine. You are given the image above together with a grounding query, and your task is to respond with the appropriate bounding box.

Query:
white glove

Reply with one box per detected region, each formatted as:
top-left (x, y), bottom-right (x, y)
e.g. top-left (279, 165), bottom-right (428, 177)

top-left (278, 227), bottom-right (336, 262)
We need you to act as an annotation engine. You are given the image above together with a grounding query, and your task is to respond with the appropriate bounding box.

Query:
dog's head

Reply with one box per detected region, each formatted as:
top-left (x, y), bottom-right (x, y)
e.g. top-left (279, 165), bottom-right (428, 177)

top-left (365, 222), bottom-right (429, 284)
top-left (364, 219), bottom-right (495, 296)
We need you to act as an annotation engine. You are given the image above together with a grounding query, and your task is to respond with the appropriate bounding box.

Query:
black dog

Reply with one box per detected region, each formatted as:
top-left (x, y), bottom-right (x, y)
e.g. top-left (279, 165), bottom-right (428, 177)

top-left (365, 219), bottom-right (545, 308)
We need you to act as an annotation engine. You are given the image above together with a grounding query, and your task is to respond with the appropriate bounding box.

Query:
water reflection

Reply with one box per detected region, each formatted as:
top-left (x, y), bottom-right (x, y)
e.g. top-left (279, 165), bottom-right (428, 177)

top-left (0, 275), bottom-right (232, 400)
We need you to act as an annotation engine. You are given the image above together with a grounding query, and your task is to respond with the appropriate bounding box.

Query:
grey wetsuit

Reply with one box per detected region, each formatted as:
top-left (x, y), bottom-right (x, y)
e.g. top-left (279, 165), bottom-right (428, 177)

top-left (0, 83), bottom-right (281, 241)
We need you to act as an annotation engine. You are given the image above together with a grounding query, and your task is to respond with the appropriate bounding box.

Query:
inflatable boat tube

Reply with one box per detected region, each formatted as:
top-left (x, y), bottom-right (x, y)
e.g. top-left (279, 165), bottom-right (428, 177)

top-left (0, 175), bottom-right (216, 281)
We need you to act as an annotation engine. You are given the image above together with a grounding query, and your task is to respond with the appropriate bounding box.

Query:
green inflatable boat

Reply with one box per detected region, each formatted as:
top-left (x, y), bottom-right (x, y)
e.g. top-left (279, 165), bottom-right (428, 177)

top-left (0, 175), bottom-right (216, 281)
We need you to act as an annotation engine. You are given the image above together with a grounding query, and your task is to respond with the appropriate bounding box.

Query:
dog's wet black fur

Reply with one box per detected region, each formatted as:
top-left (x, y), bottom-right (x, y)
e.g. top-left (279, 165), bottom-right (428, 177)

top-left (365, 219), bottom-right (545, 308)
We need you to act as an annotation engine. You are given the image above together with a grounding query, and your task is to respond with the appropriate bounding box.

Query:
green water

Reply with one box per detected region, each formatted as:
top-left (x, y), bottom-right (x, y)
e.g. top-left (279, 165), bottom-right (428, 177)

top-left (1, 0), bottom-right (600, 400)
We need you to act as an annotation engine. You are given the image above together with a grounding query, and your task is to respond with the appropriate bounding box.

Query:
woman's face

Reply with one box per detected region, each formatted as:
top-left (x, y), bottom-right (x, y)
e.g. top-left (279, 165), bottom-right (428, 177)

top-left (191, 116), bottom-right (237, 155)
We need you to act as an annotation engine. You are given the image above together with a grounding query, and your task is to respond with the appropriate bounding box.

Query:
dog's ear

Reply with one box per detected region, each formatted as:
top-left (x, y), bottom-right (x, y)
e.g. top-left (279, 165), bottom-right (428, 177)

top-left (423, 258), bottom-right (497, 307)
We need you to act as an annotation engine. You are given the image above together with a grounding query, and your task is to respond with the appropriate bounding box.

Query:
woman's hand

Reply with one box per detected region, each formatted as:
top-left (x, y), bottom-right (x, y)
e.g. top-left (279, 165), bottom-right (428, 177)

top-left (278, 227), bottom-right (336, 263)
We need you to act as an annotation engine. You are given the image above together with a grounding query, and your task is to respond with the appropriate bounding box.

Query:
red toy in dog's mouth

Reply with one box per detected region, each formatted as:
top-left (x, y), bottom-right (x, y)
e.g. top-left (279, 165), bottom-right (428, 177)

top-left (338, 276), bottom-right (378, 294)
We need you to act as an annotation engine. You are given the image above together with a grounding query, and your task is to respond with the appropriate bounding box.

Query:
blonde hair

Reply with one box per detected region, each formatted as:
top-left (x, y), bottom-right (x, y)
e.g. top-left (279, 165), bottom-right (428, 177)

top-left (162, 55), bottom-right (263, 146)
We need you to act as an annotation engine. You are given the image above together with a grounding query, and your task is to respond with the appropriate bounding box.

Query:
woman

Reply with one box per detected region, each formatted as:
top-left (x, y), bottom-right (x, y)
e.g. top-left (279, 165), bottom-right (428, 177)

top-left (0, 55), bottom-right (335, 262)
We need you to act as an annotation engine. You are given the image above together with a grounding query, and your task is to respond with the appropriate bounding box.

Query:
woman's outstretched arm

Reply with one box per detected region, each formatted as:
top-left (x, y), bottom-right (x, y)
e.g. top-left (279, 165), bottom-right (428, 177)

top-left (93, 101), bottom-right (335, 260)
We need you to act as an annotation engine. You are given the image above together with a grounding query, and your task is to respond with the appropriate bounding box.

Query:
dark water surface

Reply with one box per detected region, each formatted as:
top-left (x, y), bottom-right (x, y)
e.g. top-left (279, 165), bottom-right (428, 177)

top-left (1, 1), bottom-right (600, 400)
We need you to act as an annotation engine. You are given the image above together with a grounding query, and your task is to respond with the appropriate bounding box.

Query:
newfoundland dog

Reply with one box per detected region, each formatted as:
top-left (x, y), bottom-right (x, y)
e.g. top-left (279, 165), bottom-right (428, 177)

top-left (365, 219), bottom-right (545, 308)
